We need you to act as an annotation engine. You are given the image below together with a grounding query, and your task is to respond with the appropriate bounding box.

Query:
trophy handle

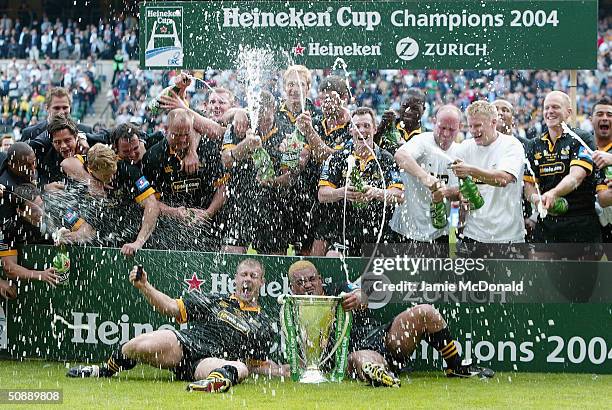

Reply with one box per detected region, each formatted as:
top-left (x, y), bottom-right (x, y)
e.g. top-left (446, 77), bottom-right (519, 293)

top-left (319, 310), bottom-right (351, 367)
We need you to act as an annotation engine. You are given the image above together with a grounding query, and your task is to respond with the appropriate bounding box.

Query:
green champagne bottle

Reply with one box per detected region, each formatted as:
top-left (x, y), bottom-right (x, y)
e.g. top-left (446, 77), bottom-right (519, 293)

top-left (148, 84), bottom-right (182, 116)
top-left (52, 244), bottom-right (70, 285)
top-left (281, 129), bottom-right (305, 170)
top-left (459, 176), bottom-right (485, 210)
top-left (350, 165), bottom-right (367, 209)
top-left (252, 147), bottom-right (275, 182)
top-left (383, 124), bottom-right (402, 148)
top-left (430, 200), bottom-right (448, 229)
top-left (548, 197), bottom-right (568, 216)
top-left (286, 244), bottom-right (296, 256)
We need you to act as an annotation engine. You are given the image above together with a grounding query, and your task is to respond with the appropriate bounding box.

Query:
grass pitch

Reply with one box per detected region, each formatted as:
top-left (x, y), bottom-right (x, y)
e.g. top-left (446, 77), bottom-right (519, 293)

top-left (0, 360), bottom-right (610, 409)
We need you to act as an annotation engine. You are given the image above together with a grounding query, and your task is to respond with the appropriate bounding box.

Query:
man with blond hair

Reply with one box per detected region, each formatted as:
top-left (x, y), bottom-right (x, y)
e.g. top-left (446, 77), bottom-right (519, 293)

top-left (450, 100), bottom-right (525, 244)
top-left (523, 91), bottom-right (599, 245)
top-left (60, 143), bottom-right (160, 256)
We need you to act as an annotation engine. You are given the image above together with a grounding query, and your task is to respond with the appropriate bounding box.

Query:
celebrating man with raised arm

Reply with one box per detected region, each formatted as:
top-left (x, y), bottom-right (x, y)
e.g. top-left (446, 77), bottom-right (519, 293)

top-left (68, 258), bottom-right (274, 393)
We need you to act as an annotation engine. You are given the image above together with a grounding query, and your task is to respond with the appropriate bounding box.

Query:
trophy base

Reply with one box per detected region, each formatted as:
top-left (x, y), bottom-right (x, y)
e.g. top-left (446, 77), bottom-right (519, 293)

top-left (299, 369), bottom-right (329, 384)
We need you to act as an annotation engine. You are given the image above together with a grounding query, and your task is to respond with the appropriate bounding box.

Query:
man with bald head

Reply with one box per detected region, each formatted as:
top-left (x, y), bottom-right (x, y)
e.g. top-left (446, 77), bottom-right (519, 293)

top-left (287, 260), bottom-right (494, 385)
top-left (142, 108), bottom-right (227, 251)
top-left (391, 105), bottom-right (462, 249)
top-left (523, 91), bottom-right (600, 245)
top-left (492, 99), bottom-right (528, 146)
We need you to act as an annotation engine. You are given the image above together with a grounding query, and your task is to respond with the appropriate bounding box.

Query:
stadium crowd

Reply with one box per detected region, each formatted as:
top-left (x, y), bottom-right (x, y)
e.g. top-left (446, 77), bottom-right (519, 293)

top-left (0, 12), bottom-right (138, 61)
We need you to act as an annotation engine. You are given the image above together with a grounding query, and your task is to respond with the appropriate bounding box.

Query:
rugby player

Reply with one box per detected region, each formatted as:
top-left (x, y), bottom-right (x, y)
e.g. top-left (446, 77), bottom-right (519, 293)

top-left (60, 143), bottom-right (159, 255)
top-left (68, 258), bottom-right (275, 393)
top-left (317, 107), bottom-right (404, 256)
top-left (523, 91), bottom-right (600, 246)
top-left (590, 97), bottom-right (612, 242)
top-left (287, 260), bottom-right (494, 386)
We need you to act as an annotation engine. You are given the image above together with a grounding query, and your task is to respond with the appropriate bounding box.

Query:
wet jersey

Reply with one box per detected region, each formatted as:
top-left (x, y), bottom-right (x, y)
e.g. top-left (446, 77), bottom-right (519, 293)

top-left (523, 128), bottom-right (596, 215)
top-left (175, 293), bottom-right (274, 362)
top-left (142, 137), bottom-right (226, 209)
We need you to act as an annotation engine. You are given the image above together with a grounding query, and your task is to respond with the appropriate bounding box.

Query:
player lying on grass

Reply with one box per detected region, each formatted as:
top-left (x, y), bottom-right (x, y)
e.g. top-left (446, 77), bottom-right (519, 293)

top-left (68, 258), bottom-right (275, 393)
top-left (287, 260), bottom-right (494, 387)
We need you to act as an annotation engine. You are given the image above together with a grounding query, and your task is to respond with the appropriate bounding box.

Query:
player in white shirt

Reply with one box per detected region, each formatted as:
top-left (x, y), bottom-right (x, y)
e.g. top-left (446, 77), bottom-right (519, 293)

top-left (451, 100), bottom-right (525, 244)
top-left (392, 105), bottom-right (461, 246)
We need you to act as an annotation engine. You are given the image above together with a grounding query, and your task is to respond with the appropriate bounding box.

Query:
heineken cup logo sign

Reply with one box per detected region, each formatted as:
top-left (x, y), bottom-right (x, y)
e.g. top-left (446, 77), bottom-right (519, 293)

top-left (144, 7), bottom-right (184, 67)
top-left (140, 1), bottom-right (597, 70)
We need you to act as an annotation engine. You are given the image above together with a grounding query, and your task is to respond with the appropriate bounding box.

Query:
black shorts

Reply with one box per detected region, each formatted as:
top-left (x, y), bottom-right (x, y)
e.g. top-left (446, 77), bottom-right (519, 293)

top-left (222, 197), bottom-right (288, 254)
top-left (171, 329), bottom-right (214, 381)
top-left (534, 213), bottom-right (601, 243)
top-left (356, 322), bottom-right (412, 373)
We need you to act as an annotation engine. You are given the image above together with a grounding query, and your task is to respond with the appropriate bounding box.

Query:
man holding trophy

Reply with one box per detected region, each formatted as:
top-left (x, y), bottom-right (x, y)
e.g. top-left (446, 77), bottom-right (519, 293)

top-left (283, 260), bottom-right (494, 386)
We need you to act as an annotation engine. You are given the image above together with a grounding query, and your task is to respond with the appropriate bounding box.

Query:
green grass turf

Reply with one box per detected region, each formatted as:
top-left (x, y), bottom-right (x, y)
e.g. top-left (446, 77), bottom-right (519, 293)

top-left (0, 360), bottom-right (611, 409)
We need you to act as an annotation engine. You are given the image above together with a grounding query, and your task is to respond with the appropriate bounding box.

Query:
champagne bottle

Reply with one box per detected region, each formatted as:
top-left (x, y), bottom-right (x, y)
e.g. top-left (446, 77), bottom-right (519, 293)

top-left (430, 200), bottom-right (448, 229)
top-left (148, 84), bottom-right (182, 116)
top-left (52, 244), bottom-right (71, 285)
top-left (604, 166), bottom-right (612, 181)
top-left (383, 124), bottom-right (402, 148)
top-left (350, 164), bottom-right (367, 210)
top-left (281, 129), bottom-right (306, 170)
top-left (459, 176), bottom-right (485, 210)
top-left (252, 146), bottom-right (275, 182)
top-left (429, 181), bottom-right (447, 228)
top-left (548, 197), bottom-right (568, 216)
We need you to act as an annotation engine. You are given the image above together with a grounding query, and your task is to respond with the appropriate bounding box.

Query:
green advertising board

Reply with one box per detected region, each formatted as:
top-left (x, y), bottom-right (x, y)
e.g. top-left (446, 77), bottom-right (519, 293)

top-left (139, 0), bottom-right (597, 70)
top-left (1, 245), bottom-right (611, 374)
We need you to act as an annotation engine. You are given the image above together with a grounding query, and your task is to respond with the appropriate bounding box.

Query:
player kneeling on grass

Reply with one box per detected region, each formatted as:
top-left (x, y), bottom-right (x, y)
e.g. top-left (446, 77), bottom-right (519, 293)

top-left (67, 258), bottom-right (275, 393)
top-left (288, 261), bottom-right (494, 387)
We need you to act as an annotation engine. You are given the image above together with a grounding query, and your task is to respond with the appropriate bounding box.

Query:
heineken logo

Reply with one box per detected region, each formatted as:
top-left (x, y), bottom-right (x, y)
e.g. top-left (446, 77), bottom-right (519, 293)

top-left (292, 43), bottom-right (305, 56)
top-left (59, 312), bottom-right (183, 346)
top-left (223, 7), bottom-right (381, 31)
top-left (184, 273), bottom-right (204, 293)
top-left (147, 10), bottom-right (182, 18)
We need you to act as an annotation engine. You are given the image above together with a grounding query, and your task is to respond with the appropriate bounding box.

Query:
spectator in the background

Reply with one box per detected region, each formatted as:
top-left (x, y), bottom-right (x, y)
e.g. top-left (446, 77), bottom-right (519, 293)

top-left (57, 36), bottom-right (70, 60)
top-left (0, 134), bottom-right (13, 164)
top-left (28, 28), bottom-right (39, 61)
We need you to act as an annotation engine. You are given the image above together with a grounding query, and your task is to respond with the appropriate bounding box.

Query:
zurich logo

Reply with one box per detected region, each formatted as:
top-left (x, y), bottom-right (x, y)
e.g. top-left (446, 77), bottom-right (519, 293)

top-left (396, 36), bottom-right (419, 61)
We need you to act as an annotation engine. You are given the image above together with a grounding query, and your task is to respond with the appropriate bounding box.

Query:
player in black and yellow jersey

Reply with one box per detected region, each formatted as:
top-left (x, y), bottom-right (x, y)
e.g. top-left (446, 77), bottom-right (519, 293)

top-left (221, 91), bottom-right (292, 254)
top-left (276, 65), bottom-right (321, 252)
top-left (1, 178), bottom-right (56, 288)
top-left (296, 76), bottom-right (354, 255)
top-left (523, 91), bottom-right (600, 246)
top-left (142, 109), bottom-right (226, 251)
top-left (589, 97), bottom-right (612, 243)
top-left (67, 259), bottom-right (275, 393)
top-left (34, 113), bottom-right (79, 191)
top-left (60, 143), bottom-right (159, 256)
top-left (318, 108), bottom-right (404, 256)
top-left (375, 88), bottom-right (426, 155)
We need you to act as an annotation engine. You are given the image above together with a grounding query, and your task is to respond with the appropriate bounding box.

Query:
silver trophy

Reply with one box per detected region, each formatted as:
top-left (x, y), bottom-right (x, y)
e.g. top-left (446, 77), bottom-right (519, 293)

top-left (279, 294), bottom-right (351, 383)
